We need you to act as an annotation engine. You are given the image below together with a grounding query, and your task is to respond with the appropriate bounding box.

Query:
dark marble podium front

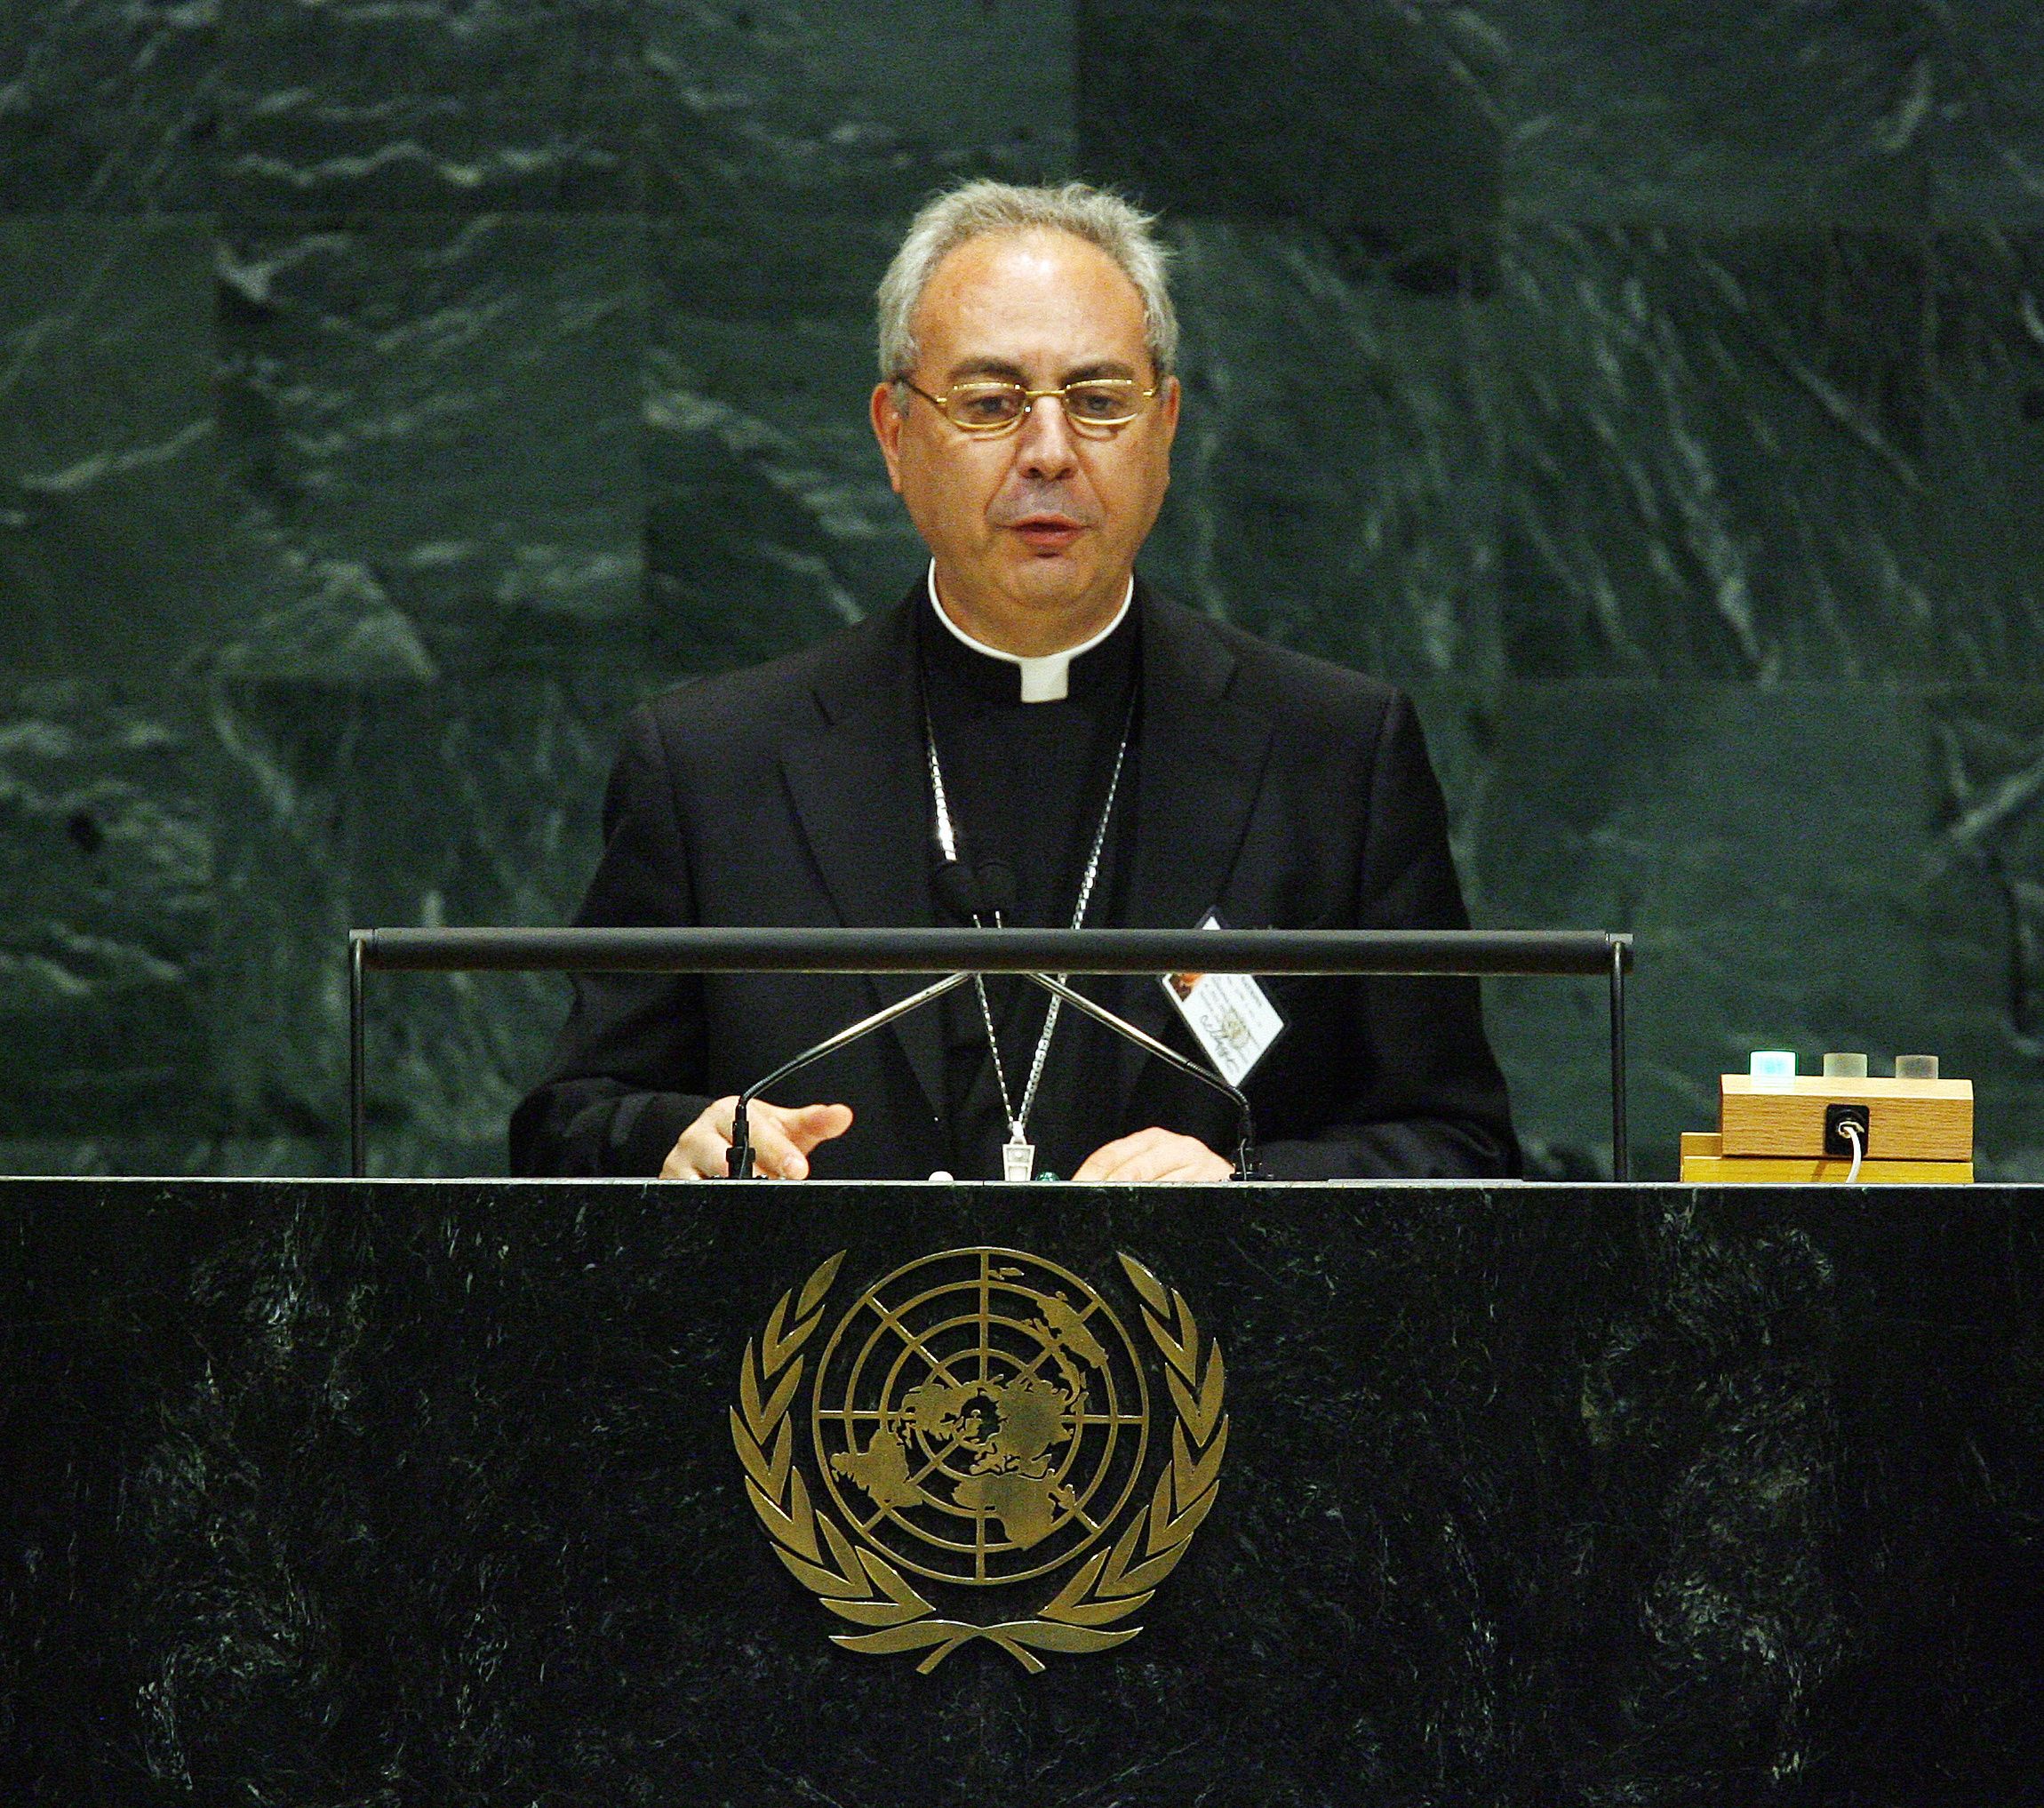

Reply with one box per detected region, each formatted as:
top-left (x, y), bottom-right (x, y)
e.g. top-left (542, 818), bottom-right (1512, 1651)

top-left (4, 1179), bottom-right (2041, 1805)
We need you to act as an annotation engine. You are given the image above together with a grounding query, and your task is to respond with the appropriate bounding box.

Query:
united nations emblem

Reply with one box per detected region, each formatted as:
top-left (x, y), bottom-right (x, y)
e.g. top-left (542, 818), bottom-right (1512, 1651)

top-left (731, 1246), bottom-right (1228, 1671)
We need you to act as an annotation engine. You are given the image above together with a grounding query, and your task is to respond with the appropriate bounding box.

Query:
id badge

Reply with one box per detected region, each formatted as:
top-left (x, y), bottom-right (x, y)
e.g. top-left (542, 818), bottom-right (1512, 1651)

top-left (1161, 913), bottom-right (1286, 1086)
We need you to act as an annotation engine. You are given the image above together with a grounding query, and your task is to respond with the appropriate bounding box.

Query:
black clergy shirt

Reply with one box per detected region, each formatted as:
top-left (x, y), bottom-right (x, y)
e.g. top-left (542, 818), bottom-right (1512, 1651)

top-left (917, 591), bottom-right (1144, 1180)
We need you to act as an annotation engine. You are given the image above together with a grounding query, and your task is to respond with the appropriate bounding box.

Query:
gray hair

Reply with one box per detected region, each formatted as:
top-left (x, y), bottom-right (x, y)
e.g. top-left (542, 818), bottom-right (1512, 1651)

top-left (876, 180), bottom-right (1178, 386)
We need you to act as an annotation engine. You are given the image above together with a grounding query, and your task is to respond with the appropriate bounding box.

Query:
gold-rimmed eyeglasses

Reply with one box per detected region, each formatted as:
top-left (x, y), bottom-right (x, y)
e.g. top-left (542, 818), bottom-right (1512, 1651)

top-left (898, 375), bottom-right (1159, 438)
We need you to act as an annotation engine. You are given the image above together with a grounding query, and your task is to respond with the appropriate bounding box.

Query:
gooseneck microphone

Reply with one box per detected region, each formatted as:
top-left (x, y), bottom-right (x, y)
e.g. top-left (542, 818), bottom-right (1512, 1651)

top-left (930, 856), bottom-right (1258, 1175)
top-left (724, 955), bottom-right (1261, 1180)
top-left (1022, 973), bottom-right (1260, 1180)
top-left (727, 970), bottom-right (975, 1178)
top-left (732, 857), bottom-right (995, 1178)
top-left (731, 859), bottom-right (1258, 1180)
top-left (731, 860), bottom-right (1018, 1176)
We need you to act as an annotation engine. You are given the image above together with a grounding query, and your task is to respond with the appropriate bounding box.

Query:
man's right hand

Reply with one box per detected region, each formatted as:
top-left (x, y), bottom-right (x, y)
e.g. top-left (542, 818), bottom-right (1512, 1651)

top-left (662, 1096), bottom-right (854, 1180)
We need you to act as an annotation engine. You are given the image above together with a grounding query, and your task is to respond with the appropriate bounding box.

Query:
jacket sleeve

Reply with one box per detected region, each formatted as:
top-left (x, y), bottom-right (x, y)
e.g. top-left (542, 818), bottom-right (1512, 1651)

top-left (507, 706), bottom-right (714, 1176)
top-left (1255, 692), bottom-right (1521, 1180)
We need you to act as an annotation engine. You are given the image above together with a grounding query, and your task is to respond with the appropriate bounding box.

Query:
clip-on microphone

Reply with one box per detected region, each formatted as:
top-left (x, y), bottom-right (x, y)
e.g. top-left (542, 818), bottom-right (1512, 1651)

top-left (930, 857), bottom-right (1016, 924)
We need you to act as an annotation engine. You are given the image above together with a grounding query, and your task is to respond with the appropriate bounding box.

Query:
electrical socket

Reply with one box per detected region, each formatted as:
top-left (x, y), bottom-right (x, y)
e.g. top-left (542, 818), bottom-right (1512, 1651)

top-left (1824, 1102), bottom-right (1870, 1157)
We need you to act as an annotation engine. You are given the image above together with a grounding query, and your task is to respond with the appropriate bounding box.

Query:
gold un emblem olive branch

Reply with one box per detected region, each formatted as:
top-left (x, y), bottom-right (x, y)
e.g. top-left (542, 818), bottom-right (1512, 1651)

top-left (729, 1247), bottom-right (1229, 1673)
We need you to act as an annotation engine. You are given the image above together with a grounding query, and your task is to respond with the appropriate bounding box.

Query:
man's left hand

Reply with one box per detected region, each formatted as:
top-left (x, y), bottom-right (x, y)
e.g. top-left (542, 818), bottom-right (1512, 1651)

top-left (1073, 1127), bottom-right (1231, 1183)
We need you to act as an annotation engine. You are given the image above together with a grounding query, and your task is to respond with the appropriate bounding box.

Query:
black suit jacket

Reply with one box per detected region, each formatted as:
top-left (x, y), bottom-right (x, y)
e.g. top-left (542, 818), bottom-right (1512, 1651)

top-left (509, 581), bottom-right (1519, 1180)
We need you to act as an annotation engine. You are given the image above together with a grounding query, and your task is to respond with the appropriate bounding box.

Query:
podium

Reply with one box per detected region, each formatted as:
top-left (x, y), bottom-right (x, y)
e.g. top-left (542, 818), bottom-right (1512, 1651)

top-left (6, 1176), bottom-right (2043, 1803)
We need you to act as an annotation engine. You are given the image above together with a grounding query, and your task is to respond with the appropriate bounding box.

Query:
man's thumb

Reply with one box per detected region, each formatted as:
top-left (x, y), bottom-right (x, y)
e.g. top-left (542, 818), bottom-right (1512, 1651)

top-left (788, 1102), bottom-right (854, 1149)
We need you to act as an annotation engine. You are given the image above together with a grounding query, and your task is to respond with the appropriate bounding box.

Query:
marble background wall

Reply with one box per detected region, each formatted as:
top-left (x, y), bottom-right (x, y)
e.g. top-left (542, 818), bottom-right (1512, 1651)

top-left (2, 0), bottom-right (2040, 1179)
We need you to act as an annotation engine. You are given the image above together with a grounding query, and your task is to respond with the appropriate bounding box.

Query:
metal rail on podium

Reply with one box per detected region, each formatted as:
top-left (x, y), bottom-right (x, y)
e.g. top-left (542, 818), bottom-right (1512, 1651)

top-left (347, 926), bottom-right (1635, 1180)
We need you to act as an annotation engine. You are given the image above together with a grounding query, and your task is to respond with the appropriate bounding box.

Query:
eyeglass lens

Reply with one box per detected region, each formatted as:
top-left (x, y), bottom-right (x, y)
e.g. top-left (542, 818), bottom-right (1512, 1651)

top-left (944, 380), bottom-right (1144, 433)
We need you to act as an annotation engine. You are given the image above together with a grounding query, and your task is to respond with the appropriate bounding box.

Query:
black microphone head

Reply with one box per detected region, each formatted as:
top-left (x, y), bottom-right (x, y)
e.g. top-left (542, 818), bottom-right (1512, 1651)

top-left (976, 859), bottom-right (1018, 918)
top-left (931, 859), bottom-right (985, 922)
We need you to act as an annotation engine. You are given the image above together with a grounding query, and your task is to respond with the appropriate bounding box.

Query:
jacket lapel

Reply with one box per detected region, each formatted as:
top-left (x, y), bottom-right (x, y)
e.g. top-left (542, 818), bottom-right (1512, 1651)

top-left (778, 590), bottom-right (946, 1122)
top-left (1114, 586), bottom-right (1274, 1116)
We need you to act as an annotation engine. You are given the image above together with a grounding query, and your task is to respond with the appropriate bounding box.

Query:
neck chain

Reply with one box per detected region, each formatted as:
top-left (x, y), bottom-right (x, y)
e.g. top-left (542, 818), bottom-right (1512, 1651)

top-left (924, 690), bottom-right (1136, 1176)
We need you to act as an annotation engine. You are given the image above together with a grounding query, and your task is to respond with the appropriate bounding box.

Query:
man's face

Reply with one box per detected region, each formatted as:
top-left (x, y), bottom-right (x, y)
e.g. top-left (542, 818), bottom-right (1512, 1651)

top-left (871, 227), bottom-right (1180, 652)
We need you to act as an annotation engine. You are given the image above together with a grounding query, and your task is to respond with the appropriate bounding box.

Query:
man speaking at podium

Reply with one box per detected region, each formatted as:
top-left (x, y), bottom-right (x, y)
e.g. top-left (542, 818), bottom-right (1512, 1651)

top-left (512, 181), bottom-right (1518, 1184)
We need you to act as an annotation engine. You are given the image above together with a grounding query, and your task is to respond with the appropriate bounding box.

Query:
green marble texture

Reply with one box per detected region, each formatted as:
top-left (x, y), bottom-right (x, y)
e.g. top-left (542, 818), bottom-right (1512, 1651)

top-left (1, 1), bottom-right (2040, 1178)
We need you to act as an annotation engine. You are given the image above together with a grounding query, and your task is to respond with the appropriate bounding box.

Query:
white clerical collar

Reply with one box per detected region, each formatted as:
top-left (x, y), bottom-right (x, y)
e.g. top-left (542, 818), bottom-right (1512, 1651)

top-left (925, 564), bottom-right (1135, 703)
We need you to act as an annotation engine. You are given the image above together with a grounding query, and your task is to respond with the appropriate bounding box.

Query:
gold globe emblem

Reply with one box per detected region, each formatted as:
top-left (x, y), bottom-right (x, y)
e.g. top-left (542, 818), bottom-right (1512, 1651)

top-left (731, 1246), bottom-right (1228, 1671)
top-left (810, 1249), bottom-right (1149, 1586)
